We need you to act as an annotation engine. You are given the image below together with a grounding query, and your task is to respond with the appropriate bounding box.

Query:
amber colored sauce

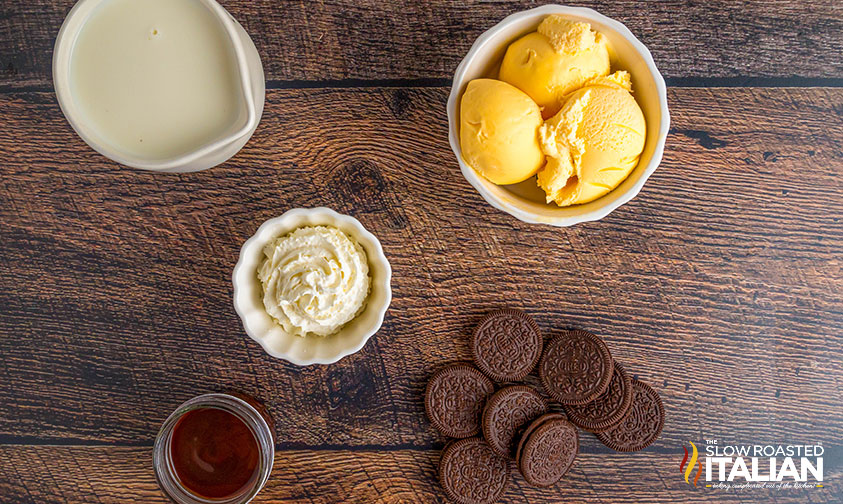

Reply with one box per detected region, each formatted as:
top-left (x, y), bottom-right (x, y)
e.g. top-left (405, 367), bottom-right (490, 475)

top-left (170, 407), bottom-right (259, 499)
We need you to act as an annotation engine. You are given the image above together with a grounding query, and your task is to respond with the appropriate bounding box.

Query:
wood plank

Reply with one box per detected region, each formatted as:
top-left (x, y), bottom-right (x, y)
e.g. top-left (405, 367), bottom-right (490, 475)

top-left (2, 1), bottom-right (843, 88)
top-left (0, 87), bottom-right (841, 454)
top-left (0, 445), bottom-right (839, 503)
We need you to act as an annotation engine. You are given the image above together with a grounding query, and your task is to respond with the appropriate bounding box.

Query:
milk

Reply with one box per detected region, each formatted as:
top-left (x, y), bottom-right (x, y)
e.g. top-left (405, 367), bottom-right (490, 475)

top-left (69, 0), bottom-right (245, 160)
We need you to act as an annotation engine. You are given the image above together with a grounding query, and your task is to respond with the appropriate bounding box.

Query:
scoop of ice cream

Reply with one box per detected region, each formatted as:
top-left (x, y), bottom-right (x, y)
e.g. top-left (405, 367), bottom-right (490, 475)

top-left (537, 71), bottom-right (646, 207)
top-left (499, 16), bottom-right (610, 119)
top-left (460, 78), bottom-right (545, 185)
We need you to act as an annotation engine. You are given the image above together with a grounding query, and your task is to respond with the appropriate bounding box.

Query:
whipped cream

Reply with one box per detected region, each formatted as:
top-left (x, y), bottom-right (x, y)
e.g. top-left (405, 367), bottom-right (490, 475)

top-left (258, 226), bottom-right (370, 337)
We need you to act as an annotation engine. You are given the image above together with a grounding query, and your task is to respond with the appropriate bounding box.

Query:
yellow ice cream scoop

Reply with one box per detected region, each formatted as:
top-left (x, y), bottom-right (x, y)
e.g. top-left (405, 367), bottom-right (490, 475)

top-left (537, 71), bottom-right (646, 207)
top-left (499, 16), bottom-right (610, 119)
top-left (460, 78), bottom-right (545, 185)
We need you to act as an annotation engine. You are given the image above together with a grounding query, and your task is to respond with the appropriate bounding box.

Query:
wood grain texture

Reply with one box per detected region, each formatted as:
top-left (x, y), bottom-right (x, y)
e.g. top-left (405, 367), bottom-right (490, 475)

top-left (0, 86), bottom-right (841, 459)
top-left (0, 446), bottom-right (840, 503)
top-left (3, 0), bottom-right (843, 88)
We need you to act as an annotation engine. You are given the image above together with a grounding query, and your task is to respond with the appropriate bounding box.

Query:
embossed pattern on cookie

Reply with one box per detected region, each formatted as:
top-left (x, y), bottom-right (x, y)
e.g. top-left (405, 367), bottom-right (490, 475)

top-left (596, 379), bottom-right (665, 452)
top-left (517, 416), bottom-right (579, 487)
top-left (425, 363), bottom-right (495, 439)
top-left (439, 437), bottom-right (510, 504)
top-left (472, 309), bottom-right (543, 382)
top-left (539, 330), bottom-right (613, 405)
top-left (564, 361), bottom-right (633, 432)
top-left (482, 385), bottom-right (548, 458)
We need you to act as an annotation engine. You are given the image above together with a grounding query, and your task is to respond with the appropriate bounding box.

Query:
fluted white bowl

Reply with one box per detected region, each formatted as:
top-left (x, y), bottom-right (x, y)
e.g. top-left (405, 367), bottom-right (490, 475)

top-left (447, 5), bottom-right (670, 226)
top-left (233, 208), bottom-right (392, 365)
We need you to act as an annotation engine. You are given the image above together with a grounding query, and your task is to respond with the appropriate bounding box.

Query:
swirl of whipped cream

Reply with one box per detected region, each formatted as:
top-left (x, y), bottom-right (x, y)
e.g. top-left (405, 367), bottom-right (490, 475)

top-left (258, 226), bottom-right (370, 337)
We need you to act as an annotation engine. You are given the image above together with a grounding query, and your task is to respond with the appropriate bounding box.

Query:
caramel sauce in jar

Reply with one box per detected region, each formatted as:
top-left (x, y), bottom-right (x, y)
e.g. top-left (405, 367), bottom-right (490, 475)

top-left (170, 407), bottom-right (260, 499)
top-left (154, 393), bottom-right (275, 504)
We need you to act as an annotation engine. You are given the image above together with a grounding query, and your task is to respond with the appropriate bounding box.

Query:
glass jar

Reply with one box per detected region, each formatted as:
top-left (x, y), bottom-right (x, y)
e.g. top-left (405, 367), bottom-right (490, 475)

top-left (153, 393), bottom-right (275, 504)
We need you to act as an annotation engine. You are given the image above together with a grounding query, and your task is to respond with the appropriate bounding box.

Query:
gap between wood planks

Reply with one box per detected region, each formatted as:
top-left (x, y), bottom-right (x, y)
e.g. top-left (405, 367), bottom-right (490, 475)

top-left (266, 77), bottom-right (843, 89)
top-left (2, 77), bottom-right (843, 95)
top-left (0, 434), bottom-right (841, 467)
top-left (0, 435), bottom-right (670, 454)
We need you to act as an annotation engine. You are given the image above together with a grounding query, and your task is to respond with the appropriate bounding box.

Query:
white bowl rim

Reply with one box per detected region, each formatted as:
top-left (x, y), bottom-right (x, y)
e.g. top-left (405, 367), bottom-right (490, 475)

top-left (52, 0), bottom-right (259, 172)
top-left (447, 4), bottom-right (670, 227)
top-left (232, 207), bottom-right (393, 366)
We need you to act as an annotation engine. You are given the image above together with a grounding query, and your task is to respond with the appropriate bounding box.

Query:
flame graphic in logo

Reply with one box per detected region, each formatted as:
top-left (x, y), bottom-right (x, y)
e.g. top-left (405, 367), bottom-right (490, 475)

top-left (680, 442), bottom-right (704, 487)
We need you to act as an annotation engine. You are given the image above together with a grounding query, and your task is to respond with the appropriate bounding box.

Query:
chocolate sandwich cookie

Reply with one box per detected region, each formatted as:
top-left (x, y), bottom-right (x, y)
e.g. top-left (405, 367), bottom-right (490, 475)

top-left (514, 412), bottom-right (567, 466)
top-left (539, 330), bottom-right (613, 405)
top-left (597, 380), bottom-right (665, 452)
top-left (516, 415), bottom-right (579, 487)
top-left (564, 362), bottom-right (633, 432)
top-left (482, 385), bottom-right (548, 458)
top-left (472, 309), bottom-right (543, 382)
top-left (439, 437), bottom-right (510, 504)
top-left (425, 363), bottom-right (495, 438)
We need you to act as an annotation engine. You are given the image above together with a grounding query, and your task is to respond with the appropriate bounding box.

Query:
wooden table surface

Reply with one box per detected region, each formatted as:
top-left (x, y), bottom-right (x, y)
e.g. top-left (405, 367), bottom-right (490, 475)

top-left (1, 1), bottom-right (841, 503)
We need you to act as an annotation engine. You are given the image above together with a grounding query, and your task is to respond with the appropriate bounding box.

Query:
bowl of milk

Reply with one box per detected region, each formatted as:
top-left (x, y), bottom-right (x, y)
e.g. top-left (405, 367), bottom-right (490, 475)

top-left (53, 0), bottom-right (264, 172)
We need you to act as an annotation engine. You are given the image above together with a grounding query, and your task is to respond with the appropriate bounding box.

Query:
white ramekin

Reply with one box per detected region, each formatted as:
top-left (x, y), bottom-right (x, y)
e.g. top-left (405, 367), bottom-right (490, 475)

top-left (447, 5), bottom-right (670, 226)
top-left (53, 0), bottom-right (265, 173)
top-left (232, 208), bottom-right (392, 366)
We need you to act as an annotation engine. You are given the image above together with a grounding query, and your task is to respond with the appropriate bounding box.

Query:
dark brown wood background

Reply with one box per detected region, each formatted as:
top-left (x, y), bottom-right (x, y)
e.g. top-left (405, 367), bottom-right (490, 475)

top-left (1, 1), bottom-right (841, 503)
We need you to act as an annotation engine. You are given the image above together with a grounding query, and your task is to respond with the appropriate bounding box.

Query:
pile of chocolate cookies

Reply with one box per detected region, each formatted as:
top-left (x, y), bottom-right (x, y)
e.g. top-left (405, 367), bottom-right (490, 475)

top-left (425, 309), bottom-right (664, 504)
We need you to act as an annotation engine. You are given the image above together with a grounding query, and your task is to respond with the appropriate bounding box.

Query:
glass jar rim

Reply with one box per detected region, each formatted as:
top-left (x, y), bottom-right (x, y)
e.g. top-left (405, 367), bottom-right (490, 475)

top-left (153, 393), bottom-right (274, 504)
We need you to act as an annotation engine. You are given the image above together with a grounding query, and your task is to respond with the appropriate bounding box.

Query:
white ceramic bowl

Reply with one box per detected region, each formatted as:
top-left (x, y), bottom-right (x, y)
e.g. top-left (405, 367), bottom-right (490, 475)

top-left (53, 0), bottom-right (265, 173)
top-left (447, 5), bottom-right (670, 226)
top-left (232, 208), bottom-right (392, 366)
